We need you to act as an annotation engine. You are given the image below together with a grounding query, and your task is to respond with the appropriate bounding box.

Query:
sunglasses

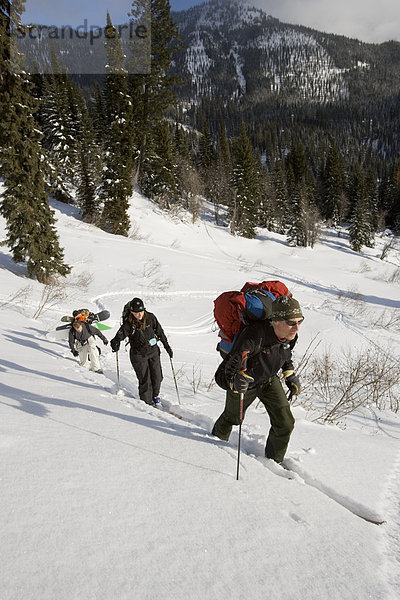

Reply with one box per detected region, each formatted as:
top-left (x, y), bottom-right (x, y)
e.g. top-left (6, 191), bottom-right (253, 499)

top-left (285, 318), bottom-right (304, 327)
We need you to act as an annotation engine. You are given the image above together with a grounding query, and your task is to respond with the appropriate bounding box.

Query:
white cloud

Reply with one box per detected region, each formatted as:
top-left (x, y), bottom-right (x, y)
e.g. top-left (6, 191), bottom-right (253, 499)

top-left (248, 0), bottom-right (400, 43)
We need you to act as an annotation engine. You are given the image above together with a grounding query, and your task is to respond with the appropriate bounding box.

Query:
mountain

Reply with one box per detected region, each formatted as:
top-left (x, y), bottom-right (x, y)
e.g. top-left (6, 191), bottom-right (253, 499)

top-left (171, 0), bottom-right (400, 160)
top-left (17, 0), bottom-right (400, 162)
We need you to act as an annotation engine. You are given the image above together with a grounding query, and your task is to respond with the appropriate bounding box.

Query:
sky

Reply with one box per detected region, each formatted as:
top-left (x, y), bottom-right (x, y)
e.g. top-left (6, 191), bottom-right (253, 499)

top-left (21, 0), bottom-right (400, 43)
top-left (1, 183), bottom-right (400, 598)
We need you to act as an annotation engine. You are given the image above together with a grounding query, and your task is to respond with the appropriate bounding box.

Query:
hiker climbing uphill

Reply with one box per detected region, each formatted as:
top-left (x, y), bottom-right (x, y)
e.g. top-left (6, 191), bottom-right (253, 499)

top-left (212, 296), bottom-right (304, 464)
top-left (110, 298), bottom-right (173, 408)
top-left (69, 317), bottom-right (109, 374)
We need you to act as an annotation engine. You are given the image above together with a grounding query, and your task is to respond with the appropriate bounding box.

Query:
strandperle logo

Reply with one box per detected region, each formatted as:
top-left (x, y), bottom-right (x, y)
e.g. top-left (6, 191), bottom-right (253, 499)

top-left (9, 1), bottom-right (151, 75)
top-left (16, 19), bottom-right (149, 47)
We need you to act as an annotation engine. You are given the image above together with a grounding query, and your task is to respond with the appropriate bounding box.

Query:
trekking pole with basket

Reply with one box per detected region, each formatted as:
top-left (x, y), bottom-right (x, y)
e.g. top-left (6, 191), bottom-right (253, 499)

top-left (169, 357), bottom-right (181, 405)
top-left (115, 351), bottom-right (120, 392)
top-left (236, 392), bottom-right (244, 480)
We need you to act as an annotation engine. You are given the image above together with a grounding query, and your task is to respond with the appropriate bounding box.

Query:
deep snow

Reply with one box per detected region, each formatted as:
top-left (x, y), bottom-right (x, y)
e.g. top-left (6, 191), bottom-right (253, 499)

top-left (1, 189), bottom-right (399, 599)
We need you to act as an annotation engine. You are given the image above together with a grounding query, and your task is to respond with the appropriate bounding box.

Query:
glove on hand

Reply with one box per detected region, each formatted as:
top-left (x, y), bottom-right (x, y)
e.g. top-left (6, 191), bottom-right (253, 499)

top-left (285, 373), bottom-right (301, 396)
top-left (71, 350), bottom-right (79, 357)
top-left (233, 370), bottom-right (254, 394)
top-left (103, 339), bottom-right (109, 346)
top-left (165, 345), bottom-right (173, 358)
top-left (110, 338), bottom-right (120, 352)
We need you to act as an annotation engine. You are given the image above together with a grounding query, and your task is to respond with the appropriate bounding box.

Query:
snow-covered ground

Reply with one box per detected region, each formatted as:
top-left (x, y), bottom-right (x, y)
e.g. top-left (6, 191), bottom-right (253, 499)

top-left (1, 189), bottom-right (399, 599)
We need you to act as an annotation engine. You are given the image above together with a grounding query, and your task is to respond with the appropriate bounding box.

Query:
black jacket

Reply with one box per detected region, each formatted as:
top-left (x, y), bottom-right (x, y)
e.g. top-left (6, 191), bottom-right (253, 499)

top-left (112, 311), bottom-right (171, 357)
top-left (215, 320), bottom-right (297, 390)
top-left (69, 322), bottom-right (108, 352)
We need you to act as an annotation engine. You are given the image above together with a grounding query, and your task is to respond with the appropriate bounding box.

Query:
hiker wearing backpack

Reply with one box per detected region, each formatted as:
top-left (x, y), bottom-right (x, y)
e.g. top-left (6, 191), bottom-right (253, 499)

top-left (110, 298), bottom-right (173, 408)
top-left (69, 320), bottom-right (109, 374)
top-left (212, 296), bottom-right (303, 464)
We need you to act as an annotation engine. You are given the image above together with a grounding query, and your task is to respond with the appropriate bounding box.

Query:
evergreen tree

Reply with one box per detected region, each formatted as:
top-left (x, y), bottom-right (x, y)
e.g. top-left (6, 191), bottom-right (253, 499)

top-left (318, 140), bottom-right (348, 224)
top-left (76, 104), bottom-right (102, 222)
top-left (99, 13), bottom-right (135, 235)
top-left (206, 121), bottom-right (232, 224)
top-left (230, 122), bottom-right (259, 238)
top-left (271, 161), bottom-right (289, 234)
top-left (349, 165), bottom-right (372, 252)
top-left (128, 0), bottom-right (182, 184)
top-left (364, 165), bottom-right (378, 242)
top-left (198, 116), bottom-right (215, 174)
top-left (0, 0), bottom-right (70, 282)
top-left (140, 120), bottom-right (177, 207)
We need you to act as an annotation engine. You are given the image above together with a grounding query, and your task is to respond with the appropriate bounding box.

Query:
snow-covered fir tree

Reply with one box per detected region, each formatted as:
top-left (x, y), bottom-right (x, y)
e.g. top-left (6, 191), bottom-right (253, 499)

top-left (99, 13), bottom-right (135, 236)
top-left (0, 0), bottom-right (70, 283)
top-left (230, 122), bottom-right (259, 238)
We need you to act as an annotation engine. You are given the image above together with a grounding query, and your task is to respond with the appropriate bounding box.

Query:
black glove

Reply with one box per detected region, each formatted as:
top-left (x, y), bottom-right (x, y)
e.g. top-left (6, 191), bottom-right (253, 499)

top-left (165, 345), bottom-right (173, 358)
top-left (233, 370), bottom-right (254, 394)
top-left (103, 339), bottom-right (109, 346)
top-left (71, 349), bottom-right (79, 357)
top-left (285, 373), bottom-right (301, 396)
top-left (110, 338), bottom-right (120, 352)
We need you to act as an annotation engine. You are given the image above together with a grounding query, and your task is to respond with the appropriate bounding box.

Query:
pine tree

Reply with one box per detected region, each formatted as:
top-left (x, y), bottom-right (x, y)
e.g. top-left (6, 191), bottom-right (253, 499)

top-left (198, 116), bottom-right (215, 174)
top-left (349, 165), bottom-right (372, 253)
top-left (271, 161), bottom-right (288, 234)
top-left (206, 121), bottom-right (232, 224)
top-left (284, 142), bottom-right (318, 246)
top-left (99, 13), bottom-right (135, 235)
top-left (319, 140), bottom-right (348, 225)
top-left (230, 122), bottom-right (259, 238)
top-left (140, 120), bottom-right (177, 207)
top-left (0, 0), bottom-right (70, 282)
top-left (37, 52), bottom-right (89, 203)
top-left (76, 104), bottom-right (102, 222)
top-left (128, 0), bottom-right (182, 185)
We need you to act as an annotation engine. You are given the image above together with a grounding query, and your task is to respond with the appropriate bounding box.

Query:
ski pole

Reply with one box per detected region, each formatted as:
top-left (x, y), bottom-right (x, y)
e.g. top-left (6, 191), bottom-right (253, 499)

top-left (169, 357), bottom-right (181, 405)
top-left (116, 351), bottom-right (120, 391)
top-left (236, 392), bottom-right (244, 481)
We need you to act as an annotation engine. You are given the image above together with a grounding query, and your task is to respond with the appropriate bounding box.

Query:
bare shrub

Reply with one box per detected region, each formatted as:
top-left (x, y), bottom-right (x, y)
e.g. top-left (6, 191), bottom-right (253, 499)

top-left (68, 271), bottom-right (94, 291)
top-left (0, 285), bottom-right (32, 309)
top-left (128, 221), bottom-right (145, 241)
top-left (371, 309), bottom-right (400, 332)
top-left (143, 259), bottom-right (161, 279)
top-left (186, 362), bottom-right (202, 394)
top-left (142, 259), bottom-right (172, 292)
top-left (357, 261), bottom-right (371, 273)
top-left (388, 267), bottom-right (400, 284)
top-left (379, 236), bottom-right (397, 261)
top-left (298, 347), bottom-right (399, 423)
top-left (33, 279), bottom-right (67, 319)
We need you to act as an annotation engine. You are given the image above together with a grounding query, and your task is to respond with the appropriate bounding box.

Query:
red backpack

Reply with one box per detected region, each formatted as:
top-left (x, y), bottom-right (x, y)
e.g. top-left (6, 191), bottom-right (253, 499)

top-left (213, 280), bottom-right (291, 356)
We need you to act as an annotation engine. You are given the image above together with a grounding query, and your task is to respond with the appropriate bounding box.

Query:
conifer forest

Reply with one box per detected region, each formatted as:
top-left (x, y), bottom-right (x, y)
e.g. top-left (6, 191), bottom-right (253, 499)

top-left (1, 0), bottom-right (400, 281)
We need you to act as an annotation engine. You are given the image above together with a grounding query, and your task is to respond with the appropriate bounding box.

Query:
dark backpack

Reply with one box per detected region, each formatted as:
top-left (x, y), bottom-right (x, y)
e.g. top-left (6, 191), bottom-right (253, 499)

top-left (213, 280), bottom-right (291, 357)
top-left (122, 302), bottom-right (131, 323)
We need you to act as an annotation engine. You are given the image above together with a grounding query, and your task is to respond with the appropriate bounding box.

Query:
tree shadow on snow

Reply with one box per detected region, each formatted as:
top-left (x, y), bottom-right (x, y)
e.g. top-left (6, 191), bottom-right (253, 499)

top-left (4, 331), bottom-right (69, 360)
top-left (0, 382), bottom-right (231, 477)
top-left (1, 359), bottom-right (103, 391)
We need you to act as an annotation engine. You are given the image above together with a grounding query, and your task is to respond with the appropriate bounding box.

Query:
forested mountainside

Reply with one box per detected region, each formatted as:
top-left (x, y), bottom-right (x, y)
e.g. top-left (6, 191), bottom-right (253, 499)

top-left (171, 0), bottom-right (400, 165)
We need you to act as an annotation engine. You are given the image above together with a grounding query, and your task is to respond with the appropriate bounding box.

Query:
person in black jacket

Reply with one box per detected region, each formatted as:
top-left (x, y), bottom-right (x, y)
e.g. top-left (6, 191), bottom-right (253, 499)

top-left (212, 296), bottom-right (304, 464)
top-left (110, 298), bottom-right (173, 407)
top-left (69, 320), bottom-right (109, 373)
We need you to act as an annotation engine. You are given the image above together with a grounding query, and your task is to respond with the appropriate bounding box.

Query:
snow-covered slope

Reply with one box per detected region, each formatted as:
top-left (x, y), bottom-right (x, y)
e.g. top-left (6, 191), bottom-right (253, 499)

top-left (1, 190), bottom-right (400, 599)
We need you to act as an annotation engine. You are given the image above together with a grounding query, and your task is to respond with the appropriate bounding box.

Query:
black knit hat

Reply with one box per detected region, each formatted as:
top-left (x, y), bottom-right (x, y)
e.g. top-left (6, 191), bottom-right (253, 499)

top-left (271, 296), bottom-right (303, 321)
top-left (130, 297), bottom-right (145, 312)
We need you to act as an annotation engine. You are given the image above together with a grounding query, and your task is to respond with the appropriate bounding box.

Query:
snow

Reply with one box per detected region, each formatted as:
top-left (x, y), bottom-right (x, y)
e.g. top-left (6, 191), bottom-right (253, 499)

top-left (0, 187), bottom-right (400, 599)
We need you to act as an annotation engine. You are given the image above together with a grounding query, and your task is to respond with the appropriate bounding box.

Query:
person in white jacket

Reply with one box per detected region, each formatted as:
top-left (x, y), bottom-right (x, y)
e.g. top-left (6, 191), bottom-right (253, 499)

top-left (68, 320), bottom-right (108, 373)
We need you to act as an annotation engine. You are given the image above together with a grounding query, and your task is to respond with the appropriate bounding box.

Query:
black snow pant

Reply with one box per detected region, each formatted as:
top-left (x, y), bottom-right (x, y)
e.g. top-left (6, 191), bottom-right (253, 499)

top-left (129, 347), bottom-right (163, 405)
top-left (212, 375), bottom-right (295, 463)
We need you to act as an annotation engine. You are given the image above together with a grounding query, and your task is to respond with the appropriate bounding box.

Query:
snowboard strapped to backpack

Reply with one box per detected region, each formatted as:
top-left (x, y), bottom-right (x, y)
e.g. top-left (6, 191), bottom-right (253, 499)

top-left (213, 280), bottom-right (291, 356)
